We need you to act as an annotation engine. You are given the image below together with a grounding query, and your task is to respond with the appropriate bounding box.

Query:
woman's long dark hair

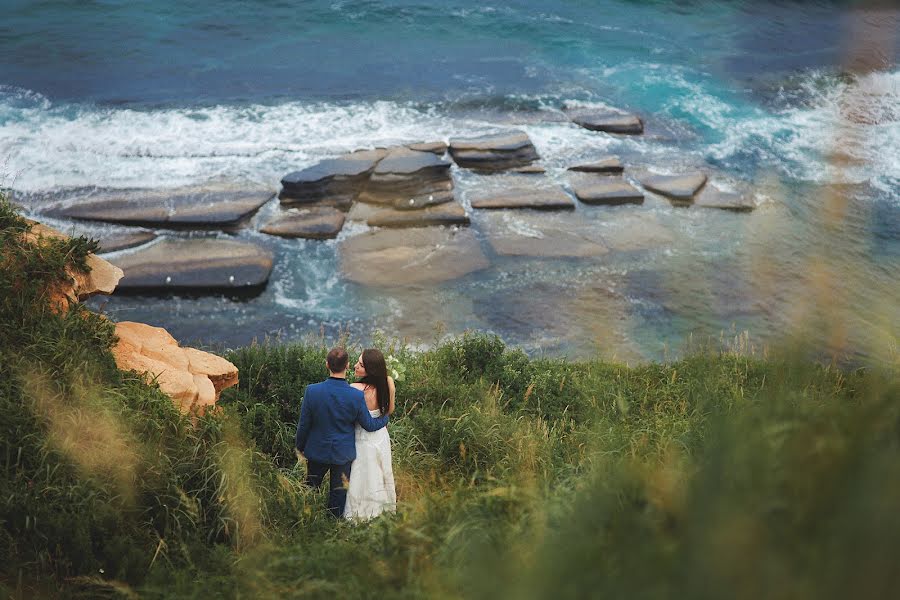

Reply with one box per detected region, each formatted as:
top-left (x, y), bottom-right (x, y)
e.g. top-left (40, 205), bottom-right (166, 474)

top-left (358, 348), bottom-right (390, 416)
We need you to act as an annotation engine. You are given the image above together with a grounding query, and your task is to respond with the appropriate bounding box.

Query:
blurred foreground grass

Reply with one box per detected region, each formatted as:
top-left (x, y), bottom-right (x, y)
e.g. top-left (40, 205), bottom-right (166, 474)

top-left (2, 196), bottom-right (898, 599)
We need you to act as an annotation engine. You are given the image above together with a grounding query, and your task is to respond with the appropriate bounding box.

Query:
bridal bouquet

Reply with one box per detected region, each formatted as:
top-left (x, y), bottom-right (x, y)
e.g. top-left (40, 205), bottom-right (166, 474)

top-left (385, 354), bottom-right (406, 382)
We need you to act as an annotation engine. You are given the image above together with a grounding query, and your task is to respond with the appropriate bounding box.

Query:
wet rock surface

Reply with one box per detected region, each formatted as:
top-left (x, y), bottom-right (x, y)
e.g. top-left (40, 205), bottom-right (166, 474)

top-left (340, 227), bottom-right (488, 286)
top-left (260, 207), bottom-right (346, 239)
top-left (694, 185), bottom-right (756, 211)
top-left (480, 212), bottom-right (608, 257)
top-left (111, 238), bottom-right (274, 291)
top-left (566, 109), bottom-right (644, 134)
top-left (280, 148), bottom-right (388, 203)
top-left (570, 178), bottom-right (644, 205)
top-left (358, 147), bottom-right (454, 209)
top-left (470, 187), bottom-right (575, 210)
top-left (449, 131), bottom-right (540, 171)
top-left (45, 186), bottom-right (273, 228)
top-left (641, 172), bottom-right (708, 201)
top-left (365, 201), bottom-right (470, 228)
top-left (568, 156), bottom-right (624, 173)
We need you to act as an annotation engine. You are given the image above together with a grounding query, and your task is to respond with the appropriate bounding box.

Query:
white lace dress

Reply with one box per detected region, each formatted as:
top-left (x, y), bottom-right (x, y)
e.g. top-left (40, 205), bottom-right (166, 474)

top-left (344, 408), bottom-right (397, 521)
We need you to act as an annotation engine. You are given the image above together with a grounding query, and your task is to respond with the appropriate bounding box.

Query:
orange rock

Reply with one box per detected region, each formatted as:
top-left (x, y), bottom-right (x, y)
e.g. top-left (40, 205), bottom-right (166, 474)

top-left (112, 321), bottom-right (238, 416)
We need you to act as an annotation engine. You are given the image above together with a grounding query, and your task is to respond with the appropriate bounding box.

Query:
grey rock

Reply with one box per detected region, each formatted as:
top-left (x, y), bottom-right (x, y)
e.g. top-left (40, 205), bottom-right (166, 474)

top-left (571, 179), bottom-right (644, 205)
top-left (567, 110), bottom-right (644, 134)
top-left (471, 187), bottom-right (575, 210)
top-left (340, 227), bottom-right (488, 286)
top-left (641, 173), bottom-right (708, 201)
top-left (45, 186), bottom-right (273, 228)
top-left (449, 131), bottom-right (540, 171)
top-left (98, 231), bottom-right (158, 253)
top-left (511, 165), bottom-right (546, 174)
top-left (111, 239), bottom-right (273, 291)
top-left (260, 207), bottom-right (346, 239)
top-left (407, 141), bottom-right (448, 155)
top-left (280, 148), bottom-right (388, 203)
top-left (358, 148), bottom-right (454, 209)
top-left (568, 156), bottom-right (624, 174)
top-left (694, 186), bottom-right (756, 211)
top-left (366, 202), bottom-right (469, 228)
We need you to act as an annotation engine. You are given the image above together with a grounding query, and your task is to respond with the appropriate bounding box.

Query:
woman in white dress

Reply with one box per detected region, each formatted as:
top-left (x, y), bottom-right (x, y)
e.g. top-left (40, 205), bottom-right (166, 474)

top-left (344, 348), bottom-right (397, 521)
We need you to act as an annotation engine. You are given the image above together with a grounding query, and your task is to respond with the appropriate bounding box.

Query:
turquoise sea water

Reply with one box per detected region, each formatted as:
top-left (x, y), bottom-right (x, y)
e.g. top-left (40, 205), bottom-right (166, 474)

top-left (1, 1), bottom-right (898, 360)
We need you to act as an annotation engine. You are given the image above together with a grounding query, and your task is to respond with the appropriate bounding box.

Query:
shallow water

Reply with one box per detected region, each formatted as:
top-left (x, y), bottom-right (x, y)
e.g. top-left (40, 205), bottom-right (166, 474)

top-left (2, 0), bottom-right (897, 361)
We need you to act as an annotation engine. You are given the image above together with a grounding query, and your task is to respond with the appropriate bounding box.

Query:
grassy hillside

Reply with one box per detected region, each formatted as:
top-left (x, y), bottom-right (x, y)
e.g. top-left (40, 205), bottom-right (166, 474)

top-left (2, 196), bottom-right (899, 599)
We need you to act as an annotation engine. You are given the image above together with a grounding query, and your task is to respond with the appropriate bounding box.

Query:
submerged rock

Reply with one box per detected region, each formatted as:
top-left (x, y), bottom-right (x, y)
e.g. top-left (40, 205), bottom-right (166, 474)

top-left (694, 185), bottom-right (756, 211)
top-left (340, 227), bottom-right (488, 286)
top-left (45, 186), bottom-right (273, 228)
top-left (111, 239), bottom-right (273, 292)
top-left (480, 212), bottom-right (608, 258)
top-left (571, 178), bottom-right (644, 205)
top-left (366, 201), bottom-right (470, 228)
top-left (357, 148), bottom-right (454, 209)
top-left (260, 207), bottom-right (346, 239)
top-left (566, 109), bottom-right (644, 134)
top-left (641, 172), bottom-right (708, 201)
top-left (568, 156), bottom-right (624, 174)
top-left (449, 131), bottom-right (540, 171)
top-left (280, 148), bottom-right (388, 204)
top-left (511, 165), bottom-right (547, 174)
top-left (470, 187), bottom-right (575, 210)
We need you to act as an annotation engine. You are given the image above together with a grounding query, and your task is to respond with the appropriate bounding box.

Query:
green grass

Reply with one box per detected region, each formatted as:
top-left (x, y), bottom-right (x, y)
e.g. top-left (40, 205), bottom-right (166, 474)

top-left (2, 194), bottom-right (899, 599)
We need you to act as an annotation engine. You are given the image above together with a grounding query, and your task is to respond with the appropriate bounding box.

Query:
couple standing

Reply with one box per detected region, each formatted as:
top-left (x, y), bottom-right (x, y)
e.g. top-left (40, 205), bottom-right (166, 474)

top-left (294, 347), bottom-right (397, 520)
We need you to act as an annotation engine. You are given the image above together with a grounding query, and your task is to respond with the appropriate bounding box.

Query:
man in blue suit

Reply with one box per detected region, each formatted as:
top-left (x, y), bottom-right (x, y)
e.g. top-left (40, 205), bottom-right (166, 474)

top-left (295, 347), bottom-right (390, 518)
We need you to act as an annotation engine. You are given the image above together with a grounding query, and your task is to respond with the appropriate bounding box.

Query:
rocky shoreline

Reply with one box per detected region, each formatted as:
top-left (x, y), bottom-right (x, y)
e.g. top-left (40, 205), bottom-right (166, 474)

top-left (18, 106), bottom-right (758, 294)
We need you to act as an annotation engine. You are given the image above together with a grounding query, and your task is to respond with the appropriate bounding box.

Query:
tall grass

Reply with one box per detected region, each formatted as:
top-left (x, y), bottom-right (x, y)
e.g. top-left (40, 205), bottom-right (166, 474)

top-left (2, 194), bottom-right (898, 598)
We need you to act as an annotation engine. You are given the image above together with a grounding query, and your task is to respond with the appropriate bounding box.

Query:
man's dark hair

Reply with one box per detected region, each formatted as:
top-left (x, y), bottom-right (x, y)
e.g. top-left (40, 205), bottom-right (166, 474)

top-left (326, 347), bottom-right (349, 373)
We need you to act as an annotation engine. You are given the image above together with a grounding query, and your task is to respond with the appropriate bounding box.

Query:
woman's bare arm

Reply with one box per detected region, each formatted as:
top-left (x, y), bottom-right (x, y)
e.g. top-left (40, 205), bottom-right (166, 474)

top-left (388, 376), bottom-right (396, 415)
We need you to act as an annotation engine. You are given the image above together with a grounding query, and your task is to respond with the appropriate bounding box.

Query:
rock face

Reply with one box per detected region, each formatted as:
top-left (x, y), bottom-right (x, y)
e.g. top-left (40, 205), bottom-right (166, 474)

top-left (98, 231), bottom-right (158, 254)
top-left (280, 149), bottom-right (388, 204)
top-left (641, 173), bottom-right (708, 201)
top-left (568, 156), bottom-right (624, 174)
top-left (358, 148), bottom-right (454, 209)
top-left (340, 227), bottom-right (488, 286)
top-left (111, 239), bottom-right (273, 292)
top-left (470, 187), bottom-right (575, 210)
top-left (449, 131), bottom-right (540, 171)
top-left (113, 321), bottom-right (238, 414)
top-left (407, 141), bottom-right (448, 155)
top-left (571, 179), bottom-right (644, 205)
top-left (566, 109), bottom-right (644, 134)
top-left (23, 222), bottom-right (124, 311)
top-left (694, 185), bottom-right (756, 211)
top-left (260, 207), bottom-right (346, 239)
top-left (481, 213), bottom-right (608, 258)
top-left (46, 186), bottom-right (273, 228)
top-left (365, 201), bottom-right (470, 228)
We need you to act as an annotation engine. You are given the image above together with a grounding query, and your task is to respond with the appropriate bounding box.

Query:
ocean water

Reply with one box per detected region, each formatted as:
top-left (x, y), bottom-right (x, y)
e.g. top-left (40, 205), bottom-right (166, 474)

top-left (1, 0), bottom-right (898, 361)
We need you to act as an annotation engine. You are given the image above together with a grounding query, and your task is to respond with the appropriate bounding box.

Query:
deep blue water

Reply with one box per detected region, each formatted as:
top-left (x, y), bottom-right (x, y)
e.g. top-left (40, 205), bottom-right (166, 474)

top-left (1, 0), bottom-right (898, 360)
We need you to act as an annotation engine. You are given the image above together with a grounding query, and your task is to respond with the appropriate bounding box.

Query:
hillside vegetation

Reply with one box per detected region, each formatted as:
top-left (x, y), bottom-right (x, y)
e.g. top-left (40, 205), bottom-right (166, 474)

top-left (2, 196), bottom-right (898, 599)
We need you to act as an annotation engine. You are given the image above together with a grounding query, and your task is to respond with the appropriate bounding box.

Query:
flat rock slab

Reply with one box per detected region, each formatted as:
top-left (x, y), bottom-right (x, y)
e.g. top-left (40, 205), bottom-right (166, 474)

top-left (449, 131), bottom-right (540, 171)
top-left (340, 227), bottom-right (488, 286)
top-left (567, 110), bottom-right (644, 134)
top-left (260, 207), bottom-right (346, 239)
top-left (511, 165), bottom-right (546, 174)
top-left (407, 141), bottom-right (448, 155)
top-left (568, 156), bottom-right (624, 174)
top-left (571, 179), bottom-right (644, 205)
top-left (366, 201), bottom-right (469, 228)
top-left (470, 187), bottom-right (575, 210)
top-left (46, 186), bottom-right (273, 228)
top-left (694, 186), bottom-right (756, 211)
top-left (276, 193), bottom-right (353, 211)
top-left (481, 213), bottom-right (608, 258)
top-left (359, 148), bottom-right (454, 209)
top-left (111, 239), bottom-right (273, 292)
top-left (280, 149), bottom-right (388, 202)
top-left (98, 231), bottom-right (158, 253)
top-left (641, 173), bottom-right (708, 201)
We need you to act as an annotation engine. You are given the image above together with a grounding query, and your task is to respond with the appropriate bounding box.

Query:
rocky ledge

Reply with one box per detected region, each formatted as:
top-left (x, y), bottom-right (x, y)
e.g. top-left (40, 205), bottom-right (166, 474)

top-left (260, 207), bottom-right (347, 239)
top-left (449, 131), bottom-right (540, 171)
top-left (110, 238), bottom-right (274, 292)
top-left (45, 185), bottom-right (273, 229)
top-left (357, 147), bottom-right (454, 210)
top-left (280, 149), bottom-right (387, 204)
top-left (565, 109), bottom-right (644, 134)
top-left (470, 187), bottom-right (575, 211)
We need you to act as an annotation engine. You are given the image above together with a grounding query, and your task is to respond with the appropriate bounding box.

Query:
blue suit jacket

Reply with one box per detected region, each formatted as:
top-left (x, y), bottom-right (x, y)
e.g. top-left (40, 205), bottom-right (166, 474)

top-left (295, 377), bottom-right (390, 465)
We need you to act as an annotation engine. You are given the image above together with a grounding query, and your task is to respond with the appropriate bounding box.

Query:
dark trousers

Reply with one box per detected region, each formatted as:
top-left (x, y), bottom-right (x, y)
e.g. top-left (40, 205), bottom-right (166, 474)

top-left (305, 460), bottom-right (353, 518)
